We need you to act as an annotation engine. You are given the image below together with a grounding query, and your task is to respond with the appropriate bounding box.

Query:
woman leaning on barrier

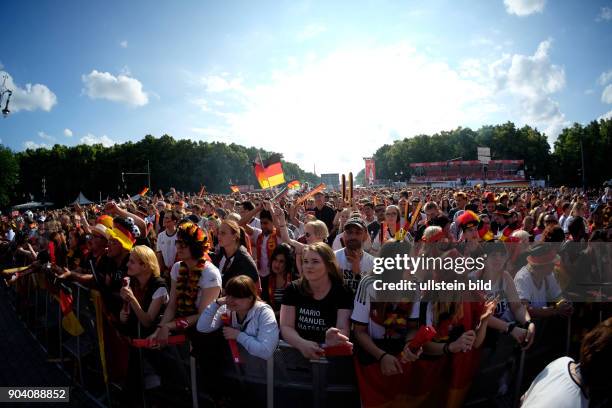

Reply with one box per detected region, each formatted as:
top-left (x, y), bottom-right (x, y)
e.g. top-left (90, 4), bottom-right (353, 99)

top-left (149, 221), bottom-right (221, 346)
top-left (280, 241), bottom-right (353, 359)
top-left (196, 274), bottom-right (279, 360)
top-left (118, 245), bottom-right (170, 400)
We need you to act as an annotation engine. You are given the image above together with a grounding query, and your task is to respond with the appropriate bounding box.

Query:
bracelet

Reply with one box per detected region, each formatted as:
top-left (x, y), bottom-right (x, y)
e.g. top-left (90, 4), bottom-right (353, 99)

top-left (175, 317), bottom-right (189, 331)
top-left (377, 352), bottom-right (388, 362)
top-left (506, 322), bottom-right (517, 334)
top-left (443, 342), bottom-right (451, 355)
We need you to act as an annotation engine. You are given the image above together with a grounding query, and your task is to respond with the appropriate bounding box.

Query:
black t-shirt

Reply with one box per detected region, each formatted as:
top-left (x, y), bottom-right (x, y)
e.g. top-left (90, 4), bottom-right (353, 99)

top-left (314, 205), bottom-right (336, 232)
top-left (94, 254), bottom-right (129, 316)
top-left (281, 280), bottom-right (353, 344)
top-left (367, 220), bottom-right (381, 242)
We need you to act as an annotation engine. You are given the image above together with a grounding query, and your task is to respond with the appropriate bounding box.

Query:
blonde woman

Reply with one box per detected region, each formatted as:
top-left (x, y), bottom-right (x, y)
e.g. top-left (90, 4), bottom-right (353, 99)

top-left (119, 245), bottom-right (169, 336)
top-left (273, 205), bottom-right (328, 275)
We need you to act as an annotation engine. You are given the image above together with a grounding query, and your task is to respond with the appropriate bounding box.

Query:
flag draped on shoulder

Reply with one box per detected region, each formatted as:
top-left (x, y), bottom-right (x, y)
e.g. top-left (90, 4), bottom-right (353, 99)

top-left (253, 154), bottom-right (285, 188)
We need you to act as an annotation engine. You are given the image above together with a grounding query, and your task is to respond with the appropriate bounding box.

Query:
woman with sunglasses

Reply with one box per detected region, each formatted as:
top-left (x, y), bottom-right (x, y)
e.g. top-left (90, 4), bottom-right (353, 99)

top-left (150, 221), bottom-right (221, 347)
top-left (273, 205), bottom-right (328, 275)
top-left (369, 205), bottom-right (402, 256)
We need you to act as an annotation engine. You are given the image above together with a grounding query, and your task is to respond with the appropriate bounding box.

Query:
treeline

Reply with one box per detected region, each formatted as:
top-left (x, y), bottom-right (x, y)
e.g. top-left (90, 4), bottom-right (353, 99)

top-left (0, 135), bottom-right (319, 207)
top-left (1, 118), bottom-right (610, 208)
top-left (371, 119), bottom-right (612, 186)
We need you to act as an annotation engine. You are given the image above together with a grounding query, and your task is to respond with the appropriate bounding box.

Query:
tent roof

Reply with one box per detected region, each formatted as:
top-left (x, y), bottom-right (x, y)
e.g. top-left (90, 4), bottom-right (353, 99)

top-left (73, 192), bottom-right (93, 205)
top-left (12, 201), bottom-right (54, 210)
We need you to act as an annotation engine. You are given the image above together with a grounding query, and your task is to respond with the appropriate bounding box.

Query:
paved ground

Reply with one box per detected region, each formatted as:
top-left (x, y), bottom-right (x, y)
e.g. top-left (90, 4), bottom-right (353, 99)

top-left (0, 281), bottom-right (102, 408)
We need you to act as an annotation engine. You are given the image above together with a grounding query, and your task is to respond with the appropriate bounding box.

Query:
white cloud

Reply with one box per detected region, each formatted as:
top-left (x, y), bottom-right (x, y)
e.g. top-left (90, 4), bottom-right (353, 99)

top-left (504, 0), bottom-right (546, 16)
top-left (297, 24), bottom-right (327, 41)
top-left (64, 128), bottom-right (73, 137)
top-left (598, 110), bottom-right (612, 121)
top-left (120, 40), bottom-right (128, 48)
top-left (598, 69), bottom-right (612, 86)
top-left (489, 39), bottom-right (567, 137)
top-left (596, 7), bottom-right (612, 22)
top-left (24, 141), bottom-right (50, 150)
top-left (193, 43), bottom-right (497, 173)
top-left (200, 75), bottom-right (243, 93)
top-left (0, 70), bottom-right (57, 112)
top-left (82, 70), bottom-right (149, 106)
top-left (79, 133), bottom-right (115, 147)
top-left (38, 131), bottom-right (55, 142)
top-left (602, 84), bottom-right (612, 104)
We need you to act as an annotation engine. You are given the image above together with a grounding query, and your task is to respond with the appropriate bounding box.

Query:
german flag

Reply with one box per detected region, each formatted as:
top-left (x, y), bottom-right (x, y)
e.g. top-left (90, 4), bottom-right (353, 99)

top-left (56, 286), bottom-right (84, 336)
top-left (287, 180), bottom-right (301, 190)
top-left (138, 187), bottom-right (149, 197)
top-left (254, 154), bottom-right (285, 189)
top-left (230, 185), bottom-right (240, 193)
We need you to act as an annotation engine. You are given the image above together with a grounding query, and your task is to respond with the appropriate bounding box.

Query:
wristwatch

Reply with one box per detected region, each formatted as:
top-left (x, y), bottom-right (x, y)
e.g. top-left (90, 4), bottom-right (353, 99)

top-left (505, 322), bottom-right (517, 334)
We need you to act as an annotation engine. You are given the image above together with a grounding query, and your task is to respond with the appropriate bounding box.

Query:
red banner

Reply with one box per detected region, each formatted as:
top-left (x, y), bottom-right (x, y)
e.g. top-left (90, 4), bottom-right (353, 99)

top-left (364, 158), bottom-right (376, 185)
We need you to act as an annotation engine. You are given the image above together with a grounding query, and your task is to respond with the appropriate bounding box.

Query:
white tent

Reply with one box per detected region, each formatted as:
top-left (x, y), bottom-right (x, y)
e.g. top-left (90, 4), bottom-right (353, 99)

top-left (12, 201), bottom-right (54, 210)
top-left (72, 192), bottom-right (93, 205)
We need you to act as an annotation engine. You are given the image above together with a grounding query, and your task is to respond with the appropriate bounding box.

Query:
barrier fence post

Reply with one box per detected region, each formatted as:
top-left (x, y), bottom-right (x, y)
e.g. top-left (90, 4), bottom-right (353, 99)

top-left (190, 345), bottom-right (199, 408)
top-left (266, 356), bottom-right (274, 408)
top-left (513, 349), bottom-right (526, 408)
top-left (311, 358), bottom-right (328, 408)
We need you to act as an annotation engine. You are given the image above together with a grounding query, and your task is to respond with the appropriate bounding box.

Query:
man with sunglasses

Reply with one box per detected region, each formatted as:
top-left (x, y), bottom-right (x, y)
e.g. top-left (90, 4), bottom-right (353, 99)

top-left (367, 203), bottom-right (386, 242)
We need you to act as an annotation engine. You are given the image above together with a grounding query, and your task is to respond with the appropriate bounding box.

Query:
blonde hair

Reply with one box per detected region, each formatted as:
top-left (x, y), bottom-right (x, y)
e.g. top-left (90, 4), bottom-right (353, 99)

top-left (226, 212), bottom-right (242, 223)
top-left (305, 220), bottom-right (329, 241)
top-left (131, 245), bottom-right (161, 277)
top-left (510, 229), bottom-right (530, 243)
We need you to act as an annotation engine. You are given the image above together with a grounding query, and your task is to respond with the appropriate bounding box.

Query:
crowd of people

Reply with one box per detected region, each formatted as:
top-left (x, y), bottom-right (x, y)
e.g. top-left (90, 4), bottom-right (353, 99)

top-left (1, 184), bottom-right (611, 408)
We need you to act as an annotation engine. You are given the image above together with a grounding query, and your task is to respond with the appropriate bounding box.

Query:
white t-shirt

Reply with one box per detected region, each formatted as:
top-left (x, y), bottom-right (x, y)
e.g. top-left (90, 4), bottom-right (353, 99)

top-left (156, 229), bottom-right (178, 269)
top-left (332, 232), bottom-right (344, 251)
top-left (521, 357), bottom-right (588, 408)
top-left (514, 265), bottom-right (562, 308)
top-left (335, 248), bottom-right (375, 293)
top-left (251, 227), bottom-right (275, 277)
top-left (170, 261), bottom-right (222, 307)
top-left (152, 287), bottom-right (170, 305)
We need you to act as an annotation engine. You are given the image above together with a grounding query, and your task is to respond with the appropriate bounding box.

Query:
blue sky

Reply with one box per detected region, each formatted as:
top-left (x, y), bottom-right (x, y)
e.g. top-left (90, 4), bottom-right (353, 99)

top-left (1, 0), bottom-right (611, 174)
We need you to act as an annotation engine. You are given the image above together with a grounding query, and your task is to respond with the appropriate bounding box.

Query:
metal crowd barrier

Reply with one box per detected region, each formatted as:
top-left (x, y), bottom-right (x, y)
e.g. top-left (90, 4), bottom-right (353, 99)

top-left (4, 274), bottom-right (581, 408)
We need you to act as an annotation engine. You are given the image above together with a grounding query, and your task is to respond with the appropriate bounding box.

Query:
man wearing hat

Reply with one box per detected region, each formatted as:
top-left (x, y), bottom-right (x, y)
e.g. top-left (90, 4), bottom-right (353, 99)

top-left (334, 214), bottom-right (375, 294)
top-left (96, 216), bottom-right (140, 316)
top-left (514, 244), bottom-right (572, 319)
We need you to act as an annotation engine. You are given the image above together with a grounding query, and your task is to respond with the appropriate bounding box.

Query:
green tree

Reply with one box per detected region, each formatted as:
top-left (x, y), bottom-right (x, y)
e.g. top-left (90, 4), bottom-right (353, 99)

top-left (0, 145), bottom-right (19, 207)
